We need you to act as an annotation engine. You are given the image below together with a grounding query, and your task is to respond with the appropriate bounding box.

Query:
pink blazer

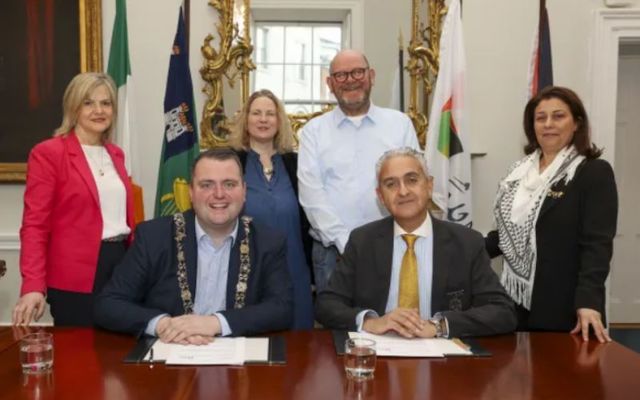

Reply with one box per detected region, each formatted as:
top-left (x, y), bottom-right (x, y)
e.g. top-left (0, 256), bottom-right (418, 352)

top-left (19, 132), bottom-right (135, 295)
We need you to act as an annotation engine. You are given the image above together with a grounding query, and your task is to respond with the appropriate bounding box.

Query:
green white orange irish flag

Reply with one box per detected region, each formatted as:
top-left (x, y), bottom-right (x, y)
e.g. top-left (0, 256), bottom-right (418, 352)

top-left (107, 0), bottom-right (145, 223)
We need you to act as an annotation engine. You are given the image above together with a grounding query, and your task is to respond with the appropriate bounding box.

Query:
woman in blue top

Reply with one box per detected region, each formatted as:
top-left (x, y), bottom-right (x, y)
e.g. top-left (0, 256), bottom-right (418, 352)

top-left (229, 89), bottom-right (313, 329)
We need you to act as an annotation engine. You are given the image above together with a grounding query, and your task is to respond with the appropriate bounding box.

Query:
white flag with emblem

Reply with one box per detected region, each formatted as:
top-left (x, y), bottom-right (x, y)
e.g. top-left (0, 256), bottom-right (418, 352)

top-left (425, 0), bottom-right (472, 227)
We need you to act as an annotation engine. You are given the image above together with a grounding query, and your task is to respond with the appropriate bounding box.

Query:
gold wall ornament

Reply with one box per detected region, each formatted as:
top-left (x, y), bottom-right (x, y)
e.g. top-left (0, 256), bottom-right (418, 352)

top-left (287, 105), bottom-right (335, 148)
top-left (406, 0), bottom-right (447, 147)
top-left (200, 0), bottom-right (255, 149)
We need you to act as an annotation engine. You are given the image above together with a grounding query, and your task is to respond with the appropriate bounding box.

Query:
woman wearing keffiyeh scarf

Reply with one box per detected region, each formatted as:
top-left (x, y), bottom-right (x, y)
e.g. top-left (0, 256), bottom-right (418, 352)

top-left (486, 86), bottom-right (618, 343)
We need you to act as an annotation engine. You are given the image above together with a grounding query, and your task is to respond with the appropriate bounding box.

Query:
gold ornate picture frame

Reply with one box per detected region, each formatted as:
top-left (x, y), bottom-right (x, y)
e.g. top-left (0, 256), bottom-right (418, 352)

top-left (200, 0), bottom-right (254, 149)
top-left (0, 0), bottom-right (103, 183)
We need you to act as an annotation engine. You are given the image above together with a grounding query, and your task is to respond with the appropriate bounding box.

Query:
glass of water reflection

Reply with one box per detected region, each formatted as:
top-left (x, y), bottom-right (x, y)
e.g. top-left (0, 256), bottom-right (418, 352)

top-left (20, 332), bottom-right (53, 374)
top-left (344, 338), bottom-right (376, 381)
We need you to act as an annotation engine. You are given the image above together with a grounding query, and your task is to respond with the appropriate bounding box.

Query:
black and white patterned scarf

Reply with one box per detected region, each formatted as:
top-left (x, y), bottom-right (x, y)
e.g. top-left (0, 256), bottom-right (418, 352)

top-left (494, 146), bottom-right (584, 309)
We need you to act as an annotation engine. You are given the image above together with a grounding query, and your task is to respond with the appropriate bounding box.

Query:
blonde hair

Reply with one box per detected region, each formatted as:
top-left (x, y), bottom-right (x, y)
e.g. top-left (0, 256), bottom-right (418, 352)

top-left (54, 72), bottom-right (118, 141)
top-left (228, 89), bottom-right (294, 153)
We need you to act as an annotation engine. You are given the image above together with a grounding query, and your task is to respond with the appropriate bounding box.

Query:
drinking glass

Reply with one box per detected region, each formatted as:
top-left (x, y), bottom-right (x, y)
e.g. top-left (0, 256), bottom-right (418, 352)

top-left (344, 338), bottom-right (376, 381)
top-left (20, 332), bottom-right (53, 374)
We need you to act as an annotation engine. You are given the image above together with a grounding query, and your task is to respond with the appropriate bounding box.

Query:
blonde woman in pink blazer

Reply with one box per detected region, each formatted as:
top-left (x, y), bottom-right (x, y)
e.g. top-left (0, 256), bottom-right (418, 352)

top-left (12, 73), bottom-right (135, 326)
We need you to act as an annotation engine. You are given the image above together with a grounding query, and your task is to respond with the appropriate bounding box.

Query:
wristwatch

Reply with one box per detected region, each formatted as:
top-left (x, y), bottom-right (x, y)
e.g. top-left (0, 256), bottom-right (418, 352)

top-left (429, 313), bottom-right (448, 338)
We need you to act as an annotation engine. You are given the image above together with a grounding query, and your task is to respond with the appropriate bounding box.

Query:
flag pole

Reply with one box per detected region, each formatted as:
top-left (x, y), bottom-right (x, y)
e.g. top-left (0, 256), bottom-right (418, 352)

top-left (399, 29), bottom-right (405, 113)
top-left (184, 0), bottom-right (190, 50)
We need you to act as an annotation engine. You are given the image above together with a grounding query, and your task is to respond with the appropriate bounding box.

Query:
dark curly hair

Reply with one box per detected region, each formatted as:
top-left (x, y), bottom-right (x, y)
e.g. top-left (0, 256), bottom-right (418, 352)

top-left (523, 86), bottom-right (601, 159)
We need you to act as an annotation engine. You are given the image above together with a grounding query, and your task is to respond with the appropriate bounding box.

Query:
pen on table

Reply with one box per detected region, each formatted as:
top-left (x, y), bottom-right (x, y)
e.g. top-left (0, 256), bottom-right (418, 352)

top-left (149, 347), bottom-right (154, 364)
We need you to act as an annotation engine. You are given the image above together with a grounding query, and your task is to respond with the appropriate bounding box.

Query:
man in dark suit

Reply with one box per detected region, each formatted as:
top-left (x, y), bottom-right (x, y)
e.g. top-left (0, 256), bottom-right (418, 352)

top-left (316, 147), bottom-right (516, 338)
top-left (95, 148), bottom-right (292, 343)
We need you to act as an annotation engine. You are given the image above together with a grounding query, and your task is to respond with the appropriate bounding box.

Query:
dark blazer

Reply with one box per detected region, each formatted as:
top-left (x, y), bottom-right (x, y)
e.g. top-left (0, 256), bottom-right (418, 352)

top-left (316, 216), bottom-right (517, 337)
top-left (94, 210), bottom-right (293, 337)
top-left (236, 150), bottom-right (313, 270)
top-left (486, 158), bottom-right (618, 331)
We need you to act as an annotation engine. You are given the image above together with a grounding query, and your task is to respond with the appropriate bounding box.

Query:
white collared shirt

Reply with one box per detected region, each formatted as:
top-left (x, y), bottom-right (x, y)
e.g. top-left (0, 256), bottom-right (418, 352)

top-left (298, 104), bottom-right (419, 253)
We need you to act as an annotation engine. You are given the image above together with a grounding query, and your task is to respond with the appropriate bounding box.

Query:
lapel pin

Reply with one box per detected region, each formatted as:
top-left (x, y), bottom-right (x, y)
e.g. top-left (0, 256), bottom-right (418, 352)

top-left (547, 190), bottom-right (564, 199)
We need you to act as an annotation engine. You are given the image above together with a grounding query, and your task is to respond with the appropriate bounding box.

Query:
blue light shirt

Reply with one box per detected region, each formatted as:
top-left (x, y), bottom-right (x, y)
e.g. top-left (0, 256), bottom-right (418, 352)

top-left (356, 214), bottom-right (434, 329)
top-left (298, 104), bottom-right (419, 253)
top-left (145, 218), bottom-right (238, 337)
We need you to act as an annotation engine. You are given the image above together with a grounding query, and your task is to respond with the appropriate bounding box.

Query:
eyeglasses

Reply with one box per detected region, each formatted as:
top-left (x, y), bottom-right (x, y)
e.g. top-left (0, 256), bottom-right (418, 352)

top-left (330, 67), bottom-right (369, 83)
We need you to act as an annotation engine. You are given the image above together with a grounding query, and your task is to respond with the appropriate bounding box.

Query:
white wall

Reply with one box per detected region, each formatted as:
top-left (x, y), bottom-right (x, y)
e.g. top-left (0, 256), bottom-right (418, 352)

top-left (2, 0), bottom-right (639, 323)
top-left (362, 0), bottom-right (412, 108)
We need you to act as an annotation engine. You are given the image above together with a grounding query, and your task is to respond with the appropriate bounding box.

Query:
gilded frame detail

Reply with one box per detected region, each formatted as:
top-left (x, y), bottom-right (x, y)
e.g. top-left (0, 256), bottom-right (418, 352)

top-left (406, 0), bottom-right (447, 147)
top-left (200, 0), bottom-right (255, 149)
top-left (198, 0), bottom-right (446, 149)
top-left (0, 0), bottom-right (103, 183)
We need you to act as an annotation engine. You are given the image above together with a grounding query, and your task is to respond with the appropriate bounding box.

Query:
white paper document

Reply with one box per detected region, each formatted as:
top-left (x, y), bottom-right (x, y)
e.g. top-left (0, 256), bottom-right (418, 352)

top-left (166, 338), bottom-right (245, 365)
top-left (143, 337), bottom-right (270, 365)
top-left (348, 332), bottom-right (472, 357)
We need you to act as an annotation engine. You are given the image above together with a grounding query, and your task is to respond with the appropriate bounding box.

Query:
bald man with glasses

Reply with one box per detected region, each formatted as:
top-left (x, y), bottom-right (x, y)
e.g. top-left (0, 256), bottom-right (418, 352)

top-left (298, 49), bottom-right (420, 295)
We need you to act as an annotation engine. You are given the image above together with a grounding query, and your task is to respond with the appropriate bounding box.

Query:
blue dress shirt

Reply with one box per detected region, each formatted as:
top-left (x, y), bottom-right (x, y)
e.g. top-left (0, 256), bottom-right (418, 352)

top-left (145, 218), bottom-right (238, 337)
top-left (298, 104), bottom-right (419, 253)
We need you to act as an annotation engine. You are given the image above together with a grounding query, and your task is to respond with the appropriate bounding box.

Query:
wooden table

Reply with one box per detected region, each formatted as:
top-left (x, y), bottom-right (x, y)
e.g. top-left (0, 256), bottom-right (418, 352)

top-left (0, 328), bottom-right (639, 399)
top-left (0, 326), bottom-right (18, 354)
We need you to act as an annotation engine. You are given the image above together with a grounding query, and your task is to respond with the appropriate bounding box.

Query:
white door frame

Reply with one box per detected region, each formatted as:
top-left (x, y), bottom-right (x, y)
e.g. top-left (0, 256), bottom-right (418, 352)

top-left (589, 8), bottom-right (640, 325)
top-left (588, 9), bottom-right (640, 167)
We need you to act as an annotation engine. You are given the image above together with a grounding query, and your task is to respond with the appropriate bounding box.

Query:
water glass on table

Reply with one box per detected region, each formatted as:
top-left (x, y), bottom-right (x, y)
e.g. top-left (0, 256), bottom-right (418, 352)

top-left (20, 332), bottom-right (53, 374)
top-left (344, 338), bottom-right (376, 381)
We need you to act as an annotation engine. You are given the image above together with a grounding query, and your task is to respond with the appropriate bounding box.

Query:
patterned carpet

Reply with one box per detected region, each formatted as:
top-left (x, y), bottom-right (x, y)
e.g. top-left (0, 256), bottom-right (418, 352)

top-left (610, 328), bottom-right (640, 354)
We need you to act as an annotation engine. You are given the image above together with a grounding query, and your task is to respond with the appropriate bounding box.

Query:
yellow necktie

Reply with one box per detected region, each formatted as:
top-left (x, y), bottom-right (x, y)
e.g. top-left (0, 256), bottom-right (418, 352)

top-left (399, 234), bottom-right (419, 310)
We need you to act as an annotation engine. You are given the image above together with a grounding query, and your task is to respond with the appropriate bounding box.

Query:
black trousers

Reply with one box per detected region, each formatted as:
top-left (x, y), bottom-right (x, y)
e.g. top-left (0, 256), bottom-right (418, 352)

top-left (47, 241), bottom-right (126, 327)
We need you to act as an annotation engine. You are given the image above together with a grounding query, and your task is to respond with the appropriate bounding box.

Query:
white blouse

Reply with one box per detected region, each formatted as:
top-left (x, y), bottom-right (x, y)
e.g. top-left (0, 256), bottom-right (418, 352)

top-left (81, 145), bottom-right (130, 239)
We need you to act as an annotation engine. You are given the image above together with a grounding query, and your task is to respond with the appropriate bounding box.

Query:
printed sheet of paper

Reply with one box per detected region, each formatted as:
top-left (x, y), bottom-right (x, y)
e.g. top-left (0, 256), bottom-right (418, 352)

top-left (165, 338), bottom-right (245, 365)
top-left (143, 337), bottom-right (270, 364)
top-left (348, 332), bottom-right (472, 357)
